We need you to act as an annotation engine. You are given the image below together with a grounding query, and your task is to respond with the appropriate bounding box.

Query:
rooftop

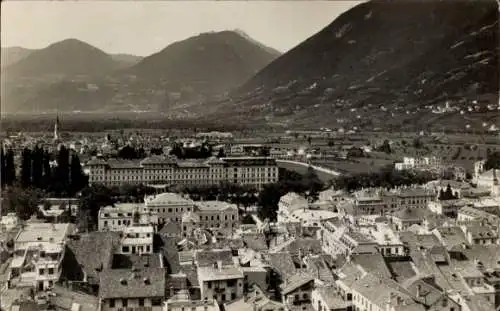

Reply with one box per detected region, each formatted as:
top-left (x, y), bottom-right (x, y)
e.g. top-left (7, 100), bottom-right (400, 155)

top-left (145, 192), bottom-right (194, 206)
top-left (195, 201), bottom-right (238, 212)
top-left (197, 266), bottom-right (243, 282)
top-left (99, 267), bottom-right (165, 299)
top-left (16, 223), bottom-right (71, 244)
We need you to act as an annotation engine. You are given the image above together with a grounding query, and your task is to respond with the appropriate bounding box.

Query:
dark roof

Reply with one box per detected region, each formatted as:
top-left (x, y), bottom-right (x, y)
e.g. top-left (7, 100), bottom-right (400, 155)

top-left (159, 221), bottom-right (181, 237)
top-left (111, 253), bottom-right (162, 269)
top-left (286, 238), bottom-right (322, 256)
top-left (351, 253), bottom-right (392, 279)
top-left (63, 232), bottom-right (120, 284)
top-left (195, 249), bottom-right (233, 267)
top-left (266, 252), bottom-right (296, 279)
top-left (99, 267), bottom-right (166, 299)
top-left (399, 232), bottom-right (441, 250)
top-left (241, 232), bottom-right (268, 251)
top-left (161, 236), bottom-right (181, 274)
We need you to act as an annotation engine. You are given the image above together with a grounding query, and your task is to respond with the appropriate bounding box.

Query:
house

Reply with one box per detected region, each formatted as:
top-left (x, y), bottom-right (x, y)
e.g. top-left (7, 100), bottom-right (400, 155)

top-left (278, 193), bottom-right (308, 221)
top-left (462, 225), bottom-right (499, 245)
top-left (10, 223), bottom-right (73, 292)
top-left (98, 203), bottom-right (158, 232)
top-left (164, 289), bottom-right (220, 311)
top-left (280, 272), bottom-right (315, 308)
top-left (197, 262), bottom-right (244, 303)
top-left (60, 232), bottom-right (120, 294)
top-left (144, 192), bottom-right (195, 225)
top-left (224, 284), bottom-right (285, 311)
top-left (120, 225), bottom-right (154, 255)
top-left (99, 267), bottom-right (165, 311)
top-left (312, 285), bottom-right (351, 311)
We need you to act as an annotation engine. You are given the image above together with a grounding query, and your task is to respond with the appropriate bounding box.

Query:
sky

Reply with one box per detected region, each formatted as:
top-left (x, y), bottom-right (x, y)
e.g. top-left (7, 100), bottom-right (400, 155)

top-left (1, 1), bottom-right (361, 57)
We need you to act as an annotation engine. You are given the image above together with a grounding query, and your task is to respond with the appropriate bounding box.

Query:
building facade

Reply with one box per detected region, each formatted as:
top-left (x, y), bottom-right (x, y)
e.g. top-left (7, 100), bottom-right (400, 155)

top-left (86, 156), bottom-right (279, 190)
top-left (98, 204), bottom-right (159, 232)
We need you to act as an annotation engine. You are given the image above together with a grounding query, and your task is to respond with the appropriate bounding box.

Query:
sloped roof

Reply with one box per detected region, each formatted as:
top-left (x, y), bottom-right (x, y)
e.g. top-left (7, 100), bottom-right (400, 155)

top-left (99, 267), bottom-right (165, 299)
top-left (63, 232), bottom-right (120, 284)
top-left (195, 249), bottom-right (234, 267)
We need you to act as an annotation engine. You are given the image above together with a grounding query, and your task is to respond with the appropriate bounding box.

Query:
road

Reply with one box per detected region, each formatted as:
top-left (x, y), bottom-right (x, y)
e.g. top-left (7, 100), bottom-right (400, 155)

top-left (276, 159), bottom-right (341, 183)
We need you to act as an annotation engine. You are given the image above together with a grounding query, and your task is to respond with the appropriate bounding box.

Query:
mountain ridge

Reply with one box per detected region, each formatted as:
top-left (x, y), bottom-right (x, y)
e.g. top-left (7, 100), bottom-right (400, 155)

top-left (207, 0), bottom-right (499, 131)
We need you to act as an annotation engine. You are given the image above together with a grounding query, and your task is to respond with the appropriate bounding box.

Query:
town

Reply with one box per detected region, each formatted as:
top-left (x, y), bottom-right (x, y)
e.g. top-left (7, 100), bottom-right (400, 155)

top-left (1, 116), bottom-right (500, 311)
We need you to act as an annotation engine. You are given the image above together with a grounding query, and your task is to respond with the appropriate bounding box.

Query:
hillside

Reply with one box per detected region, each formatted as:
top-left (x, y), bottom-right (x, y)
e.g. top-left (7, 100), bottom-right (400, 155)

top-left (127, 30), bottom-right (281, 96)
top-left (2, 38), bottom-right (121, 78)
top-left (206, 0), bottom-right (499, 131)
top-left (1, 47), bottom-right (34, 68)
top-left (111, 53), bottom-right (144, 68)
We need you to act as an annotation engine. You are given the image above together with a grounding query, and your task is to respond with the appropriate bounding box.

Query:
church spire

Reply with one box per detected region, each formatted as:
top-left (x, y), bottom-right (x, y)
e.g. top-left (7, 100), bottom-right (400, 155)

top-left (54, 113), bottom-right (60, 141)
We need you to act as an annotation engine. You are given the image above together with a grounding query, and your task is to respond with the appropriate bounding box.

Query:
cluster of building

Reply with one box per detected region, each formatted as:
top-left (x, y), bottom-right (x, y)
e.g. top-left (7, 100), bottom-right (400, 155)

top-left (1, 164), bottom-right (500, 311)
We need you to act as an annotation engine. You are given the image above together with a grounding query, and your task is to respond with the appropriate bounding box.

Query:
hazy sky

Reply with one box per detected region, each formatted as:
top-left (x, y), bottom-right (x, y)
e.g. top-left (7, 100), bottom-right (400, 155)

top-left (1, 1), bottom-right (361, 56)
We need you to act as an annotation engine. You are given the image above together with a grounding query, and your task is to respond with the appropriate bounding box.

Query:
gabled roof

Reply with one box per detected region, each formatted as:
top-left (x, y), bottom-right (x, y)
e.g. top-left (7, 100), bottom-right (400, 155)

top-left (63, 232), bottom-right (120, 284)
top-left (99, 267), bottom-right (165, 299)
top-left (281, 272), bottom-right (315, 294)
top-left (195, 249), bottom-right (234, 267)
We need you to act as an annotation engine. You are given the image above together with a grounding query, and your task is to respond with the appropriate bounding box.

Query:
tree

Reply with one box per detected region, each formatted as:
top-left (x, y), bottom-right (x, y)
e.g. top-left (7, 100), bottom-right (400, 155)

top-left (257, 183), bottom-right (281, 222)
top-left (377, 140), bottom-right (392, 154)
top-left (217, 148), bottom-right (226, 158)
top-left (150, 147), bottom-right (163, 155)
top-left (20, 148), bottom-right (32, 188)
top-left (54, 145), bottom-right (70, 196)
top-left (31, 146), bottom-right (44, 189)
top-left (413, 138), bottom-right (424, 149)
top-left (3, 187), bottom-right (40, 220)
top-left (484, 151), bottom-right (500, 170)
top-left (78, 185), bottom-right (117, 231)
top-left (1, 147), bottom-right (5, 188)
top-left (70, 154), bottom-right (87, 195)
top-left (5, 149), bottom-right (16, 186)
top-left (43, 151), bottom-right (52, 190)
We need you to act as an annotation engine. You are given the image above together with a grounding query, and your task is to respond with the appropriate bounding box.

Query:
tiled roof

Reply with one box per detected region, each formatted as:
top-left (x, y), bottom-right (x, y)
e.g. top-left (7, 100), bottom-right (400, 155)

top-left (99, 267), bottom-right (166, 299)
top-left (241, 233), bottom-right (268, 251)
top-left (281, 272), bottom-right (315, 294)
top-left (111, 253), bottom-right (162, 269)
top-left (266, 252), bottom-right (296, 279)
top-left (63, 232), bottom-right (120, 285)
top-left (351, 253), bottom-right (392, 279)
top-left (195, 249), bottom-right (234, 267)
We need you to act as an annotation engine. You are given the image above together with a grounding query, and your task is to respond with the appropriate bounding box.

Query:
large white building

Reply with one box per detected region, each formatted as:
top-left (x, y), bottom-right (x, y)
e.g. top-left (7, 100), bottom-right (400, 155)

top-left (10, 223), bottom-right (73, 291)
top-left (98, 203), bottom-right (159, 231)
top-left (144, 192), bottom-right (195, 225)
top-left (182, 201), bottom-right (239, 237)
top-left (86, 156), bottom-right (279, 189)
top-left (120, 225), bottom-right (154, 255)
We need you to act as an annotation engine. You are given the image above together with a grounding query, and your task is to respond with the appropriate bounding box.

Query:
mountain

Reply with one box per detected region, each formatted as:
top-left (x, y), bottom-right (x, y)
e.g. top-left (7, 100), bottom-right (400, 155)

top-left (1, 47), bottom-right (34, 68)
top-left (3, 38), bottom-right (121, 78)
top-left (110, 53), bottom-right (144, 68)
top-left (209, 0), bottom-right (499, 131)
top-left (126, 30), bottom-right (281, 96)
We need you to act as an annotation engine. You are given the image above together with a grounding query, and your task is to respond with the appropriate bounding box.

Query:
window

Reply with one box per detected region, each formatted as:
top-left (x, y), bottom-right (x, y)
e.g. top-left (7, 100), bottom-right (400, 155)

top-left (207, 281), bottom-right (212, 289)
top-left (222, 294), bottom-right (226, 301)
top-left (39, 268), bottom-right (45, 275)
top-left (122, 246), bottom-right (130, 253)
top-left (109, 299), bottom-right (115, 308)
top-left (231, 293), bottom-right (236, 300)
top-left (152, 298), bottom-right (162, 306)
top-left (139, 298), bottom-right (144, 306)
top-left (48, 268), bottom-right (54, 275)
top-left (122, 299), bottom-right (128, 307)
